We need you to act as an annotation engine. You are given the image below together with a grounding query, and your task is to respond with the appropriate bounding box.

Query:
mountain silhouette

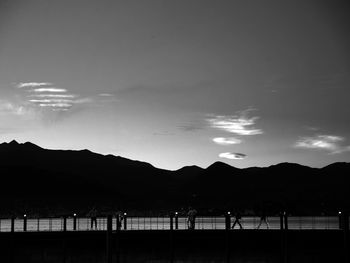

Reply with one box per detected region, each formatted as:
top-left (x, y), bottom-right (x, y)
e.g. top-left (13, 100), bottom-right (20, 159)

top-left (1, 141), bottom-right (349, 216)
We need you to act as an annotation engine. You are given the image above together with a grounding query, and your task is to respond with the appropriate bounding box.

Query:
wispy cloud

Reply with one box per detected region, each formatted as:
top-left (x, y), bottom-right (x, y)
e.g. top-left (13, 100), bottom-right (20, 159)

top-left (38, 103), bottom-right (72, 108)
top-left (29, 98), bottom-right (92, 109)
top-left (29, 94), bottom-right (77, 98)
top-left (32, 88), bottom-right (67, 93)
top-left (295, 135), bottom-right (350, 154)
top-left (208, 110), bottom-right (263, 136)
top-left (178, 123), bottom-right (204, 132)
top-left (0, 100), bottom-right (37, 117)
top-left (13, 82), bottom-right (110, 113)
top-left (29, 99), bottom-right (74, 103)
top-left (14, 81), bottom-right (94, 111)
top-left (17, 82), bottom-right (52, 88)
top-left (213, 137), bottom-right (242, 145)
top-left (0, 101), bottom-right (26, 115)
top-left (219, 152), bottom-right (246, 160)
top-left (153, 131), bottom-right (174, 136)
top-left (99, 93), bottom-right (114, 97)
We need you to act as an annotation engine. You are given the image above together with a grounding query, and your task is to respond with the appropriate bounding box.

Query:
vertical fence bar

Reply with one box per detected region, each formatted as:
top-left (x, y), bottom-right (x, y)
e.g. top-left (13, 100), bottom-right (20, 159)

top-left (175, 213), bottom-right (179, 230)
top-left (23, 215), bottom-right (27, 232)
top-left (11, 217), bottom-right (15, 233)
top-left (342, 211), bottom-right (349, 263)
top-left (170, 214), bottom-right (174, 231)
top-left (123, 213), bottom-right (127, 230)
top-left (284, 212), bottom-right (288, 230)
top-left (280, 213), bottom-right (284, 230)
top-left (106, 215), bottom-right (112, 263)
top-left (225, 212), bottom-right (231, 230)
top-left (225, 214), bottom-right (231, 263)
top-left (283, 212), bottom-right (288, 263)
top-left (73, 214), bottom-right (77, 231)
top-left (63, 216), bottom-right (67, 232)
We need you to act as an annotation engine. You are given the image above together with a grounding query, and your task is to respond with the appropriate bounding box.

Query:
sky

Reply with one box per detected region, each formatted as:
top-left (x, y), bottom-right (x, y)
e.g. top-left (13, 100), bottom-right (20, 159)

top-left (0, 0), bottom-right (349, 170)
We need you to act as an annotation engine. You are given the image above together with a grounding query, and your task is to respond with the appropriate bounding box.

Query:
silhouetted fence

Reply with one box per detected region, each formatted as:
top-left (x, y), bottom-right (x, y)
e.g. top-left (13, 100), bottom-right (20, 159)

top-left (0, 215), bottom-right (346, 232)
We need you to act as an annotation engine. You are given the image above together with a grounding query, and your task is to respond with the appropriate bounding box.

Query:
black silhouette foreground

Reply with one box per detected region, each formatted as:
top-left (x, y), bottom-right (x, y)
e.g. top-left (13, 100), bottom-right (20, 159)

top-left (0, 140), bottom-right (350, 216)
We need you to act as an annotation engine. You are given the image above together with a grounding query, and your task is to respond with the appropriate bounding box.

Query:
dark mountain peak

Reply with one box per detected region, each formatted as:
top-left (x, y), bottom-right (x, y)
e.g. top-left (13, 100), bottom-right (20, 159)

top-left (9, 140), bottom-right (19, 145)
top-left (1, 140), bottom-right (43, 151)
top-left (177, 165), bottom-right (202, 170)
top-left (175, 165), bottom-right (204, 174)
top-left (23, 141), bottom-right (43, 150)
top-left (322, 162), bottom-right (350, 170)
top-left (268, 162), bottom-right (311, 170)
top-left (207, 161), bottom-right (238, 170)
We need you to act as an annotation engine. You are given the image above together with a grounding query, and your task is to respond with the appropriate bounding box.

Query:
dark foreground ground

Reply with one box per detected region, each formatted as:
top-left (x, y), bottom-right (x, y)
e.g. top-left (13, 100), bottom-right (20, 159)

top-left (0, 230), bottom-right (347, 263)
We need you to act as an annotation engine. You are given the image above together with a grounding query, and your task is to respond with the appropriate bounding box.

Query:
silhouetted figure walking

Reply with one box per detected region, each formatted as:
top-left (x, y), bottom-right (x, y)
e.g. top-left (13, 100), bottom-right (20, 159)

top-left (88, 207), bottom-right (98, 229)
top-left (232, 212), bottom-right (243, 229)
top-left (256, 211), bottom-right (269, 229)
top-left (187, 207), bottom-right (197, 230)
top-left (115, 211), bottom-right (124, 230)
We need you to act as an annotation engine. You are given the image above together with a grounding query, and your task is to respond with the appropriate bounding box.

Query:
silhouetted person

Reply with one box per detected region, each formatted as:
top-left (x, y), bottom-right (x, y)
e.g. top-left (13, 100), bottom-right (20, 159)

top-left (115, 211), bottom-right (123, 230)
top-left (256, 211), bottom-right (269, 229)
top-left (232, 212), bottom-right (243, 229)
top-left (88, 207), bottom-right (98, 229)
top-left (187, 207), bottom-right (197, 230)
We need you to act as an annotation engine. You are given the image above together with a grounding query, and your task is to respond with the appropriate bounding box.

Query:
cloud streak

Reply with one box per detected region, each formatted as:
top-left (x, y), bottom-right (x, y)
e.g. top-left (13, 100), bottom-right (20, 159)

top-left (213, 137), bottom-right (242, 145)
top-left (219, 152), bottom-right (246, 160)
top-left (208, 111), bottom-right (263, 136)
top-left (32, 88), bottom-right (67, 93)
top-left (15, 81), bottom-right (94, 111)
top-left (29, 94), bottom-right (77, 98)
top-left (295, 135), bottom-right (350, 154)
top-left (17, 82), bottom-right (52, 88)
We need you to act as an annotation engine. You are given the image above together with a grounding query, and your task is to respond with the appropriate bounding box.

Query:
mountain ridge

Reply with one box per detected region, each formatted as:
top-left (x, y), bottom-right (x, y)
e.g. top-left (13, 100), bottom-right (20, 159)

top-left (2, 140), bottom-right (345, 170)
top-left (0, 141), bottom-right (349, 216)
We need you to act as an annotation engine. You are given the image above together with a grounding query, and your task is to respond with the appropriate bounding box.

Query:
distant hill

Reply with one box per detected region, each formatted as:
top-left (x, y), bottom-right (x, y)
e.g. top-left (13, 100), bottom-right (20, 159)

top-left (0, 140), bottom-right (349, 216)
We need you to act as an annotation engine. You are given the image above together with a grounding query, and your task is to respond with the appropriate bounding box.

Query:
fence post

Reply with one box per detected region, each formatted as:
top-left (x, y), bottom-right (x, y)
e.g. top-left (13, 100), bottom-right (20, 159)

top-left (23, 214), bottom-right (27, 232)
top-left (63, 216), bottom-right (67, 232)
top-left (225, 212), bottom-right (231, 230)
top-left (342, 211), bottom-right (349, 263)
top-left (123, 213), bottom-right (127, 230)
top-left (73, 214), bottom-right (77, 231)
top-left (225, 212), bottom-right (231, 263)
top-left (280, 212), bottom-right (284, 230)
top-left (169, 213), bottom-right (175, 263)
top-left (11, 217), bottom-right (15, 233)
top-left (106, 215), bottom-right (113, 263)
top-left (283, 212), bottom-right (288, 263)
top-left (284, 212), bottom-right (288, 230)
top-left (115, 214), bottom-right (121, 263)
top-left (175, 212), bottom-right (179, 230)
top-left (170, 214), bottom-right (174, 231)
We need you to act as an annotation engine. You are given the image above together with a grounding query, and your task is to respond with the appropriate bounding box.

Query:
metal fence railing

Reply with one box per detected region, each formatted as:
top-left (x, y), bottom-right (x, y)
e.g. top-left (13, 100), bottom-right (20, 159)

top-left (0, 215), bottom-right (346, 233)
